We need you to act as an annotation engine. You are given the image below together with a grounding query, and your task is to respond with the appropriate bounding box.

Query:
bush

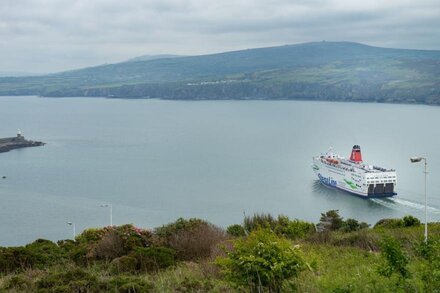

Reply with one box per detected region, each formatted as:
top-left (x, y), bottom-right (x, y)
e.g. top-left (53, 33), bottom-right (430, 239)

top-left (0, 247), bottom-right (33, 273)
top-left (110, 255), bottom-right (138, 274)
top-left (243, 213), bottom-right (276, 232)
top-left (378, 236), bottom-right (410, 280)
top-left (77, 225), bottom-right (153, 246)
top-left (4, 275), bottom-right (33, 291)
top-left (68, 243), bottom-right (89, 265)
top-left (274, 216), bottom-right (316, 239)
top-left (318, 210), bottom-right (344, 231)
top-left (374, 218), bottom-right (404, 229)
top-left (415, 239), bottom-right (440, 291)
top-left (403, 215), bottom-right (421, 227)
top-left (226, 224), bottom-right (246, 237)
top-left (340, 218), bottom-right (369, 232)
top-left (217, 229), bottom-right (305, 292)
top-left (156, 218), bottom-right (226, 261)
top-left (87, 230), bottom-right (125, 260)
top-left (37, 266), bottom-right (105, 292)
top-left (134, 247), bottom-right (175, 272)
top-left (242, 214), bottom-right (315, 239)
top-left (155, 218), bottom-right (206, 239)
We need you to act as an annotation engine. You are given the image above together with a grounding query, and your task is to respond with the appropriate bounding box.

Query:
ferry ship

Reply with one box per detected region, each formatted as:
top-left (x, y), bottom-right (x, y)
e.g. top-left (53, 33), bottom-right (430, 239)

top-left (312, 145), bottom-right (396, 198)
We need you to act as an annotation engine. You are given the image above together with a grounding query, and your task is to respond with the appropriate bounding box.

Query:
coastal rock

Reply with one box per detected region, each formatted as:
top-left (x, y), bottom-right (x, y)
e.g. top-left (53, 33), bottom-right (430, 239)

top-left (0, 134), bottom-right (45, 153)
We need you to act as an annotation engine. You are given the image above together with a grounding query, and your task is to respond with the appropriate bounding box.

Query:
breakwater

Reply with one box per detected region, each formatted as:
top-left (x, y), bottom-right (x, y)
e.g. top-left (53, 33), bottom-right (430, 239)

top-left (0, 133), bottom-right (45, 153)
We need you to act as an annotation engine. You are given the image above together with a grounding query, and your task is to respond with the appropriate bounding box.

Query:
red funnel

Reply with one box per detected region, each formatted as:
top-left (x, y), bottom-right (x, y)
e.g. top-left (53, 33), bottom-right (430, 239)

top-left (350, 145), bottom-right (363, 163)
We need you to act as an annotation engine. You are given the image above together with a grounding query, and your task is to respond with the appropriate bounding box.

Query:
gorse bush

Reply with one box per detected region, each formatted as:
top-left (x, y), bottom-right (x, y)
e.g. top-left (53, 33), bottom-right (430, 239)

top-left (155, 218), bottom-right (206, 239)
top-left (243, 213), bottom-right (277, 232)
top-left (226, 224), bottom-right (246, 237)
top-left (217, 229), bottom-right (305, 292)
top-left (243, 213), bottom-right (315, 239)
top-left (87, 229), bottom-right (125, 260)
top-left (403, 215), bottom-right (421, 227)
top-left (374, 216), bottom-right (421, 229)
top-left (110, 255), bottom-right (138, 274)
top-left (37, 266), bottom-right (104, 292)
top-left (76, 224), bottom-right (154, 262)
top-left (374, 218), bottom-right (404, 229)
top-left (156, 218), bottom-right (227, 261)
top-left (0, 239), bottom-right (64, 274)
top-left (340, 218), bottom-right (369, 232)
top-left (274, 216), bottom-right (316, 239)
top-left (134, 246), bottom-right (175, 272)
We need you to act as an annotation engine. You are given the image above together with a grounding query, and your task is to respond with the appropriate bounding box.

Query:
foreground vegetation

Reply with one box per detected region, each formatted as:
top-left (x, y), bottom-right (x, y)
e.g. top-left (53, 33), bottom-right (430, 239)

top-left (1, 211), bottom-right (440, 292)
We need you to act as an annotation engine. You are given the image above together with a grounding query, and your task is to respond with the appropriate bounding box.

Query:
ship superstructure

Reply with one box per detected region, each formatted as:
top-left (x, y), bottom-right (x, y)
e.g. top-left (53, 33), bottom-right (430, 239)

top-left (312, 145), bottom-right (397, 197)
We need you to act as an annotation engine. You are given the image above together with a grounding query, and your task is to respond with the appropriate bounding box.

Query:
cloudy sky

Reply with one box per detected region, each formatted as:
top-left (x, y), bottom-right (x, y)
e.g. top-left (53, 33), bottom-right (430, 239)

top-left (1, 0), bottom-right (439, 73)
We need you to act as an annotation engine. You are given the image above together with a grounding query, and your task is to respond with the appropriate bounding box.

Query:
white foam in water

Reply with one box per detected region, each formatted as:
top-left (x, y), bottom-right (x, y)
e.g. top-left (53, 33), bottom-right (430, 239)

top-left (372, 197), bottom-right (440, 214)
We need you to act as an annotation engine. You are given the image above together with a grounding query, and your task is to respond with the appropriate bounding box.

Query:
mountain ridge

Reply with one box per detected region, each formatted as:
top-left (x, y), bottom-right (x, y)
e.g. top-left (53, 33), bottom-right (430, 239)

top-left (1, 41), bottom-right (439, 105)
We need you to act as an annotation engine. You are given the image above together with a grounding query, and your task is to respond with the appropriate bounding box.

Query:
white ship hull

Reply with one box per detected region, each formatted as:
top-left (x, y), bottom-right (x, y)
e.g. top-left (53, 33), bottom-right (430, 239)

top-left (312, 147), bottom-right (397, 198)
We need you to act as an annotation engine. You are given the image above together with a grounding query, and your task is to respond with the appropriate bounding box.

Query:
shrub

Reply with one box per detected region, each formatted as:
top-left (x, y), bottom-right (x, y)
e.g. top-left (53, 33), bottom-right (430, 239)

top-left (76, 228), bottom-right (107, 243)
top-left (87, 229), bottom-right (125, 260)
top-left (77, 225), bottom-right (153, 250)
top-left (416, 239), bottom-right (440, 291)
top-left (340, 218), bottom-right (369, 232)
top-left (226, 224), bottom-right (246, 237)
top-left (156, 218), bottom-right (226, 261)
top-left (403, 215), bottom-right (421, 227)
top-left (0, 247), bottom-right (38, 274)
top-left (37, 266), bottom-right (105, 292)
top-left (319, 210), bottom-right (344, 231)
top-left (155, 218), bottom-right (206, 239)
top-left (4, 275), bottom-right (33, 291)
top-left (242, 214), bottom-right (315, 239)
top-left (378, 236), bottom-right (410, 280)
top-left (68, 243), bottom-right (89, 265)
top-left (243, 213), bottom-right (276, 232)
top-left (217, 229), bottom-right (305, 292)
top-left (374, 218), bottom-right (404, 229)
top-left (274, 216), bottom-right (316, 239)
top-left (110, 255), bottom-right (138, 274)
top-left (133, 247), bottom-right (175, 272)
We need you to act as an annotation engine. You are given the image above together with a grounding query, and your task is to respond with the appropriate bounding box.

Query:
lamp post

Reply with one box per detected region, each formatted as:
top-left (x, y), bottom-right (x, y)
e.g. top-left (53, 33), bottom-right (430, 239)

top-left (410, 156), bottom-right (428, 242)
top-left (100, 204), bottom-right (113, 226)
top-left (66, 222), bottom-right (76, 240)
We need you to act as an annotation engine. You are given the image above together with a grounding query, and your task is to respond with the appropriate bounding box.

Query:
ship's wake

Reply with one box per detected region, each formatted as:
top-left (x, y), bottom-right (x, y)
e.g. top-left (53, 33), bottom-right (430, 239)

top-left (371, 197), bottom-right (440, 214)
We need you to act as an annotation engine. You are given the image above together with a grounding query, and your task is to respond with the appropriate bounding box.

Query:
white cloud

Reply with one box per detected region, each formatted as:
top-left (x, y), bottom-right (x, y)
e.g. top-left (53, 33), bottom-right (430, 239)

top-left (0, 0), bottom-right (439, 73)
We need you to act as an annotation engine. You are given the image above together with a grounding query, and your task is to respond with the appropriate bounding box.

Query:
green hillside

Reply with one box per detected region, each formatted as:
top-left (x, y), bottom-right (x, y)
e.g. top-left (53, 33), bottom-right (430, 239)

top-left (1, 212), bottom-right (440, 292)
top-left (1, 41), bottom-right (439, 104)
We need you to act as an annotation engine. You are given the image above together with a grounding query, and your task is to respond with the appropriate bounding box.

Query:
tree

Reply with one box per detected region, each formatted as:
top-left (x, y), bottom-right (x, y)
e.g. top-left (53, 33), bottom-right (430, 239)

top-left (216, 229), bottom-right (304, 292)
top-left (318, 210), bottom-right (344, 231)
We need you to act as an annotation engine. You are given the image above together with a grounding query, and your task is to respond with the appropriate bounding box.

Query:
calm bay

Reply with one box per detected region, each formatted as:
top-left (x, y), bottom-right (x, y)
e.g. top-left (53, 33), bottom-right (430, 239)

top-left (1, 96), bottom-right (439, 246)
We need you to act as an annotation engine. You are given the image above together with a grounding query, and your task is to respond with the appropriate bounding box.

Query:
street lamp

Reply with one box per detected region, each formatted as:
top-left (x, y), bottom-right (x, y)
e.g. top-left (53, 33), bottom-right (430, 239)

top-left (410, 156), bottom-right (428, 242)
top-left (66, 222), bottom-right (76, 240)
top-left (100, 204), bottom-right (113, 226)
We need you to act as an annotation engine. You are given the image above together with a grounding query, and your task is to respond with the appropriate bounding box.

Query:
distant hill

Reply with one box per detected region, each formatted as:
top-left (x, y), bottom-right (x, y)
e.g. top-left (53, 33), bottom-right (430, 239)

top-left (1, 41), bottom-right (439, 105)
top-left (125, 54), bottom-right (183, 63)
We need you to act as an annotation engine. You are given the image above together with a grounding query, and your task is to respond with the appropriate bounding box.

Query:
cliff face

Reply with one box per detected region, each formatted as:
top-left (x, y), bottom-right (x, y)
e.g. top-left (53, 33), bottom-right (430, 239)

top-left (0, 135), bottom-right (45, 153)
